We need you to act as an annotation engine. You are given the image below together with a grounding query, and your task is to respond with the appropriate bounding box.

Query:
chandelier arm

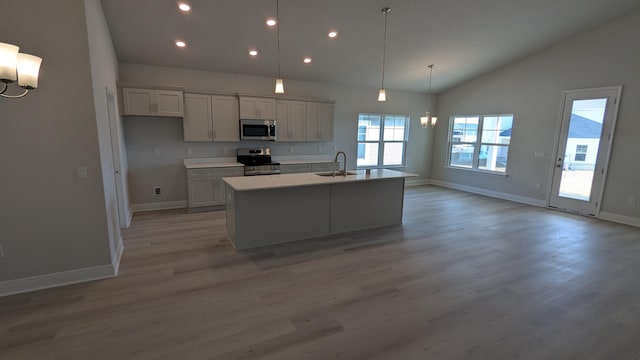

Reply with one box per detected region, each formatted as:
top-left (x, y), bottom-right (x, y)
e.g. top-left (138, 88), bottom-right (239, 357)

top-left (0, 88), bottom-right (29, 98)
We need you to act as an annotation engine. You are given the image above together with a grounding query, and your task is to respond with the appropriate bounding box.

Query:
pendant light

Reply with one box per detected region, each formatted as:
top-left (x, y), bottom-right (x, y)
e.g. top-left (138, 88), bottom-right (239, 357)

top-left (421, 64), bottom-right (438, 127)
top-left (377, 7), bottom-right (391, 102)
top-left (274, 0), bottom-right (284, 94)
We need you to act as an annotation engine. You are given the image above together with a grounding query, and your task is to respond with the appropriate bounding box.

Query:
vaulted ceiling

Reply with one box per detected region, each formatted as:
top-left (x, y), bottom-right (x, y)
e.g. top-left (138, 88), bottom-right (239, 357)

top-left (101, 0), bottom-right (640, 93)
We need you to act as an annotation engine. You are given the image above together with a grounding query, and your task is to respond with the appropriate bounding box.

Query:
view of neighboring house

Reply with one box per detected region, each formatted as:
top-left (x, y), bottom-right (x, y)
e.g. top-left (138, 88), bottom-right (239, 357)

top-left (564, 113), bottom-right (603, 170)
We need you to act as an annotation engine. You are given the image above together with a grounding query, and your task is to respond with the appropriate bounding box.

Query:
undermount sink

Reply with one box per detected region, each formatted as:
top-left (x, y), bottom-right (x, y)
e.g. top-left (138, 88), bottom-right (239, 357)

top-left (315, 171), bottom-right (358, 177)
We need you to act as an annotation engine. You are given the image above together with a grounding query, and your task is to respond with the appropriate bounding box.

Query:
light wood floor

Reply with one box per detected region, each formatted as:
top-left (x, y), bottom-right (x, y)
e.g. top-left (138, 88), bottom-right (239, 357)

top-left (2, 185), bottom-right (640, 359)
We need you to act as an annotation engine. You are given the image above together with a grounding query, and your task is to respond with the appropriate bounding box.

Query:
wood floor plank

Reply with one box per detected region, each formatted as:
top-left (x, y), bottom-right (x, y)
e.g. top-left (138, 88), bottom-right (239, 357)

top-left (1, 185), bottom-right (640, 359)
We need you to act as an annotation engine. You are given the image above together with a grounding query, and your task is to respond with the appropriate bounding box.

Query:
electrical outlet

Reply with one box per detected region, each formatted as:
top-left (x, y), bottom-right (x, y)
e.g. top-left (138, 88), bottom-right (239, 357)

top-left (154, 186), bottom-right (162, 196)
top-left (153, 147), bottom-right (160, 156)
top-left (187, 147), bottom-right (193, 155)
top-left (224, 147), bottom-right (229, 154)
top-left (536, 183), bottom-right (541, 191)
top-left (0, 245), bottom-right (4, 259)
top-left (629, 196), bottom-right (637, 205)
top-left (289, 145), bottom-right (294, 153)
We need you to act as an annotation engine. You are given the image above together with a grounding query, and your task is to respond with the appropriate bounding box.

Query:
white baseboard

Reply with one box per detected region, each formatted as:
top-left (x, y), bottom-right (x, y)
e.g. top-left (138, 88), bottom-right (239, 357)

top-left (112, 237), bottom-right (124, 275)
top-left (131, 200), bottom-right (187, 213)
top-left (599, 212), bottom-right (640, 228)
top-left (430, 179), bottom-right (546, 207)
top-left (0, 265), bottom-right (116, 297)
top-left (405, 179), bottom-right (431, 187)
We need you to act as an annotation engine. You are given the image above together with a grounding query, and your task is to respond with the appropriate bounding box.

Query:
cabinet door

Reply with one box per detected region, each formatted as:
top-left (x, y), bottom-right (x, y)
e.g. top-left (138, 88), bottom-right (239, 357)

top-left (239, 97), bottom-right (275, 119)
top-left (122, 88), bottom-right (154, 116)
top-left (280, 164), bottom-right (312, 174)
top-left (277, 100), bottom-right (306, 141)
top-left (155, 90), bottom-right (184, 117)
top-left (184, 94), bottom-right (213, 141)
top-left (256, 98), bottom-right (276, 119)
top-left (212, 96), bottom-right (240, 141)
top-left (306, 102), bottom-right (334, 141)
top-left (188, 177), bottom-right (218, 207)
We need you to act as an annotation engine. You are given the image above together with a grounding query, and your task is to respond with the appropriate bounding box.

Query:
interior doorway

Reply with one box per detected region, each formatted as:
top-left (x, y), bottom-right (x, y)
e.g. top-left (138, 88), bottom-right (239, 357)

top-left (548, 86), bottom-right (622, 215)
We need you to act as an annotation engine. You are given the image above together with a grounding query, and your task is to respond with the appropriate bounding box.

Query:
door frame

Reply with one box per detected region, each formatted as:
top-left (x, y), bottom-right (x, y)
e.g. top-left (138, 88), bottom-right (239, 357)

top-left (545, 85), bottom-right (622, 215)
top-left (106, 87), bottom-right (131, 228)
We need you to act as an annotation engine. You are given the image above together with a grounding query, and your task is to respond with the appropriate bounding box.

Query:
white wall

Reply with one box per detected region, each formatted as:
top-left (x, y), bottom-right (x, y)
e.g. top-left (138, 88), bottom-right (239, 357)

top-left (84, 0), bottom-right (126, 265)
top-left (119, 64), bottom-right (435, 206)
top-left (0, 0), bottom-right (112, 283)
top-left (431, 9), bottom-right (640, 220)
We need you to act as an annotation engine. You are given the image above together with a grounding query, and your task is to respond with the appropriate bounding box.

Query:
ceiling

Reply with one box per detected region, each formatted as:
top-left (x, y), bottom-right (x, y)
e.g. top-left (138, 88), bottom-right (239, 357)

top-left (100, 0), bottom-right (640, 93)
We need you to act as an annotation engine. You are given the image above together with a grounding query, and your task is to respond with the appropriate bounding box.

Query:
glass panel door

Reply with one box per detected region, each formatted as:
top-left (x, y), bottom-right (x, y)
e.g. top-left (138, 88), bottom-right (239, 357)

top-left (549, 87), bottom-right (621, 215)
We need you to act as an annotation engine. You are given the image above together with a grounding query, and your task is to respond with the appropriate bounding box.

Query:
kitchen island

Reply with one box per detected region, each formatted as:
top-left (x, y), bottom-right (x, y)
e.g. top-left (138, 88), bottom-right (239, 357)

top-left (223, 169), bottom-right (416, 250)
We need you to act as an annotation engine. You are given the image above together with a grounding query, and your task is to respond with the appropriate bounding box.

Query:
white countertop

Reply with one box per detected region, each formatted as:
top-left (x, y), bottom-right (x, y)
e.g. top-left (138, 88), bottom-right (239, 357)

top-left (223, 169), bottom-right (417, 191)
top-left (183, 158), bottom-right (243, 169)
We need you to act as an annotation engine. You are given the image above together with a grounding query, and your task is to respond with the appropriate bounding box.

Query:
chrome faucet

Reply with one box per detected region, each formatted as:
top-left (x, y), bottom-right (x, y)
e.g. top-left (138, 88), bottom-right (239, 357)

top-left (333, 151), bottom-right (347, 177)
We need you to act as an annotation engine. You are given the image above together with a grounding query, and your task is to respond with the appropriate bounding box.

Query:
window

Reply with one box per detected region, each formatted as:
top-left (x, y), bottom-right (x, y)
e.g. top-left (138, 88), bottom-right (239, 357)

top-left (574, 144), bottom-right (587, 162)
top-left (357, 113), bottom-right (409, 168)
top-left (448, 114), bottom-right (513, 173)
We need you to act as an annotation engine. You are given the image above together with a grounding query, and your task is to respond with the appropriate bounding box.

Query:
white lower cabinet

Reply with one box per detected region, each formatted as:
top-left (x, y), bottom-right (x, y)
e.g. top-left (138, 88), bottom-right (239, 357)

top-left (279, 162), bottom-right (338, 174)
top-left (187, 167), bottom-right (243, 208)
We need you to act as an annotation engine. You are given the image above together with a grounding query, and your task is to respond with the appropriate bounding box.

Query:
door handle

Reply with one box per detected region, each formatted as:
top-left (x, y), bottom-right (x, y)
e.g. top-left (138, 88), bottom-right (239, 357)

top-left (556, 164), bottom-right (562, 168)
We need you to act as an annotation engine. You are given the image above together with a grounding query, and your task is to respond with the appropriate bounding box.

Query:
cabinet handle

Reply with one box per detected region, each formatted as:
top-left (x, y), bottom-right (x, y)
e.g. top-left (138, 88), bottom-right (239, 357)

top-left (149, 103), bottom-right (153, 114)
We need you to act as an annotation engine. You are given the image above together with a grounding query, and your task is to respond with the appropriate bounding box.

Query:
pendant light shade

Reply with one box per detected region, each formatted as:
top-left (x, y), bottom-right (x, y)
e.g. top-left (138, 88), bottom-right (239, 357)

top-left (275, 78), bottom-right (284, 94)
top-left (421, 64), bottom-right (437, 127)
top-left (377, 88), bottom-right (386, 102)
top-left (377, 7), bottom-right (391, 102)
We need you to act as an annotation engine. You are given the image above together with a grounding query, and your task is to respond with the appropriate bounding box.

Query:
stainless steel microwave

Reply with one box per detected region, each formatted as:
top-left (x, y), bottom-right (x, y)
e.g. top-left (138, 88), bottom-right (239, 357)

top-left (240, 119), bottom-right (276, 141)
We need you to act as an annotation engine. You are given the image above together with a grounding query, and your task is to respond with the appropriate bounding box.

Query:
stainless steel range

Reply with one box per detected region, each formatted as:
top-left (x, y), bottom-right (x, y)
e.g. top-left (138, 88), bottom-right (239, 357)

top-left (237, 148), bottom-right (281, 176)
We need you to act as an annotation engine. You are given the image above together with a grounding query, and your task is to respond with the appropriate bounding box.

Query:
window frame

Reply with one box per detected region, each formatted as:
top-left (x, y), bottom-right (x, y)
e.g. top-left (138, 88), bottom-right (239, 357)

top-left (357, 113), bottom-right (410, 169)
top-left (447, 114), bottom-right (514, 175)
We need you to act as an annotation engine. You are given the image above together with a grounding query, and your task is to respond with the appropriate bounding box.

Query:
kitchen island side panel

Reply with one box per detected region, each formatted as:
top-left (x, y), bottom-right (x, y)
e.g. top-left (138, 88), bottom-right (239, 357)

top-left (330, 178), bottom-right (405, 234)
top-left (227, 185), bottom-right (331, 250)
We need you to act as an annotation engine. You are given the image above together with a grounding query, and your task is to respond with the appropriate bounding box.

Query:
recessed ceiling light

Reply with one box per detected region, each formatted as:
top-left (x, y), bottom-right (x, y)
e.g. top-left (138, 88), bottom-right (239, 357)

top-left (175, 40), bottom-right (187, 48)
top-left (249, 49), bottom-right (258, 57)
top-left (328, 31), bottom-right (338, 38)
top-left (303, 57), bottom-right (312, 64)
top-left (266, 18), bottom-right (277, 27)
top-left (178, 2), bottom-right (191, 12)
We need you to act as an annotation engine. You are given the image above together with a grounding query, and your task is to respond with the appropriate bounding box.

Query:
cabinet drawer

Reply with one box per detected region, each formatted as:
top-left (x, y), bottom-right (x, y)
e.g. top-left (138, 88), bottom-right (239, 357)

top-left (280, 164), bottom-right (312, 174)
top-left (187, 169), bottom-right (218, 178)
top-left (311, 163), bottom-right (338, 172)
top-left (218, 168), bottom-right (244, 177)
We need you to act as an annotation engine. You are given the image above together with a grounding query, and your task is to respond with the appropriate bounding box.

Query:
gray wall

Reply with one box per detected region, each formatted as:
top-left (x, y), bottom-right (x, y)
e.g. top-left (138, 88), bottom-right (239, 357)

top-left (119, 64), bottom-right (435, 206)
top-left (431, 9), bottom-right (640, 219)
top-left (0, 0), bottom-right (113, 281)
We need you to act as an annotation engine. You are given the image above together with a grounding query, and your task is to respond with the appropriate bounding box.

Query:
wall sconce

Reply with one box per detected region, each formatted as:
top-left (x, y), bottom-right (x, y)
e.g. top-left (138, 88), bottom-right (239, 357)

top-left (0, 42), bottom-right (42, 99)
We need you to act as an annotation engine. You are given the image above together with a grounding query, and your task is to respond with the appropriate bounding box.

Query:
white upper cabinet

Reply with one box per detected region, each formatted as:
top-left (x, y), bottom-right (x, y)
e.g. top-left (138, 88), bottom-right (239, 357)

top-left (122, 88), bottom-right (184, 117)
top-left (276, 100), bottom-right (306, 142)
top-left (183, 94), bottom-right (212, 141)
top-left (239, 96), bottom-right (276, 120)
top-left (305, 102), bottom-right (334, 141)
top-left (183, 94), bottom-right (239, 142)
top-left (211, 96), bottom-right (240, 141)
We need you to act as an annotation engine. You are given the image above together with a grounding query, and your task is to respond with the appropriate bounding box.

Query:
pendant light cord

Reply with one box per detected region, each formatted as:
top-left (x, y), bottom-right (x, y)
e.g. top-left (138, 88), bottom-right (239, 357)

top-left (428, 64), bottom-right (434, 93)
top-left (381, 8), bottom-right (390, 89)
top-left (276, 0), bottom-right (281, 78)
